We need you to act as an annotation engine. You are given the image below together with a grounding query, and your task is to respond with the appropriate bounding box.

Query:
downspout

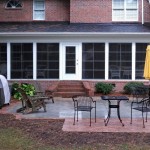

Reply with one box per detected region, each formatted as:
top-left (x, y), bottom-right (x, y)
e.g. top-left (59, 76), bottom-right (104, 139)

top-left (142, 0), bottom-right (144, 24)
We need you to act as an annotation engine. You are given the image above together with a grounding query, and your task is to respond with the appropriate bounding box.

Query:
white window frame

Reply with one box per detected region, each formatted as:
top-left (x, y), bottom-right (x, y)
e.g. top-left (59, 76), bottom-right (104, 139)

top-left (33, 0), bottom-right (45, 20)
top-left (112, 0), bottom-right (138, 21)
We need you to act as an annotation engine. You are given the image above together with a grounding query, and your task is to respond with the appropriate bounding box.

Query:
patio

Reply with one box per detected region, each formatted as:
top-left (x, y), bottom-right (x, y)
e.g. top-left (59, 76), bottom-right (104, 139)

top-left (0, 96), bottom-right (150, 133)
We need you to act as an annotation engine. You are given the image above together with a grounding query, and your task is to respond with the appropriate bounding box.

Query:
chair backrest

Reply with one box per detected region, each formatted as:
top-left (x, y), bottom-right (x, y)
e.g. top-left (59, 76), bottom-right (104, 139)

top-left (72, 95), bottom-right (93, 107)
top-left (33, 81), bottom-right (43, 92)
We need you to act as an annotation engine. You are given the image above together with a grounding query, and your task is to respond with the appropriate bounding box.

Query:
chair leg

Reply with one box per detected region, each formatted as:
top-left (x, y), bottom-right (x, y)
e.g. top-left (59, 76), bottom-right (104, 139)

top-left (77, 109), bottom-right (78, 122)
top-left (95, 103), bottom-right (96, 123)
top-left (48, 96), bottom-right (54, 103)
top-left (43, 102), bottom-right (46, 112)
top-left (130, 102), bottom-right (133, 124)
top-left (50, 96), bottom-right (54, 103)
top-left (90, 110), bottom-right (91, 126)
top-left (142, 111), bottom-right (145, 128)
top-left (95, 107), bottom-right (96, 123)
top-left (73, 110), bottom-right (76, 125)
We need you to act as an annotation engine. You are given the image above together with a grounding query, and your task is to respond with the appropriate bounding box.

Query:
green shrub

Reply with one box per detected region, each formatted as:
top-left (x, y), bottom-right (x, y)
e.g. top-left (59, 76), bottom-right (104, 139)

top-left (20, 83), bottom-right (35, 96)
top-left (123, 82), bottom-right (144, 94)
top-left (95, 82), bottom-right (114, 94)
top-left (11, 83), bottom-right (35, 100)
top-left (11, 82), bottom-right (20, 96)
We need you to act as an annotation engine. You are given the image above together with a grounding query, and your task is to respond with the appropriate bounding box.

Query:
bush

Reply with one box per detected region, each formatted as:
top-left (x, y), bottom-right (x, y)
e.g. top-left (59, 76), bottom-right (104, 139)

top-left (11, 82), bottom-right (35, 100)
top-left (95, 82), bottom-right (114, 94)
top-left (123, 82), bottom-right (144, 94)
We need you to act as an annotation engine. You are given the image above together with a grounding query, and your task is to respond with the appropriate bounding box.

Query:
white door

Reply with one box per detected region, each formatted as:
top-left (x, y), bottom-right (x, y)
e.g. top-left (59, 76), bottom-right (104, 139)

top-left (61, 43), bottom-right (81, 80)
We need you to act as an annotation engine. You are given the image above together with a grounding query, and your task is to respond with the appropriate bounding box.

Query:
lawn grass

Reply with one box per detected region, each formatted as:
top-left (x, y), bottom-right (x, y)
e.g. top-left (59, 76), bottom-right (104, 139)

top-left (0, 127), bottom-right (150, 150)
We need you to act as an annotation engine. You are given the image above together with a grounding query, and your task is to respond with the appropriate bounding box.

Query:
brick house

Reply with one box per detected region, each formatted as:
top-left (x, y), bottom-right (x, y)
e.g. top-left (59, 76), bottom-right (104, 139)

top-left (0, 0), bottom-right (150, 94)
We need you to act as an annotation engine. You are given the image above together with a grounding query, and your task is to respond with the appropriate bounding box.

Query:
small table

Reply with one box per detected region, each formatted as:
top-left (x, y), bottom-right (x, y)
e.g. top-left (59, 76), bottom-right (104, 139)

top-left (101, 95), bottom-right (129, 126)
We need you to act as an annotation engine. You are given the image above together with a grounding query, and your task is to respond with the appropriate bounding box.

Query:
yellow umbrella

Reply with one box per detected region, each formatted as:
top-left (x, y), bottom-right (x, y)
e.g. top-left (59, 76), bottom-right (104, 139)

top-left (143, 45), bottom-right (150, 98)
top-left (144, 45), bottom-right (150, 80)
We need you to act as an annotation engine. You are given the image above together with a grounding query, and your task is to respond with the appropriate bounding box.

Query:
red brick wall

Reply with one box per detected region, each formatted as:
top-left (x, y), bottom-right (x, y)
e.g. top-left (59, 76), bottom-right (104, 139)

top-left (0, 0), bottom-right (70, 22)
top-left (138, 0), bottom-right (142, 23)
top-left (0, 0), bottom-right (148, 23)
top-left (144, 0), bottom-right (150, 23)
top-left (70, 0), bottom-right (112, 23)
top-left (9, 80), bottom-right (149, 94)
top-left (46, 0), bottom-right (70, 21)
top-left (70, 0), bottom-right (144, 23)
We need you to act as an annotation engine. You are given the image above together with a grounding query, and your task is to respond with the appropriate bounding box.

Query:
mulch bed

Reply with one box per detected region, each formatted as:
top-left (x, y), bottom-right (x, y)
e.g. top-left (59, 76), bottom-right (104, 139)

top-left (0, 114), bottom-right (150, 148)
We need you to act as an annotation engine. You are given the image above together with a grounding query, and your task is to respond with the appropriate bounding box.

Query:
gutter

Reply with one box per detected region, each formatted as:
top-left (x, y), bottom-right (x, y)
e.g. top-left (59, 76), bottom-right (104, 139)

top-left (1, 32), bottom-right (150, 36)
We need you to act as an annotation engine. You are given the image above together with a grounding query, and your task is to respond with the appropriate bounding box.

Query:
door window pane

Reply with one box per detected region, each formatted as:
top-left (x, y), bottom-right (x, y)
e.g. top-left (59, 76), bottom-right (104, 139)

top-left (82, 43), bottom-right (105, 79)
top-left (136, 43), bottom-right (147, 79)
top-left (37, 43), bottom-right (59, 79)
top-left (65, 47), bottom-right (75, 74)
top-left (0, 43), bottom-right (7, 78)
top-left (109, 43), bottom-right (132, 79)
top-left (11, 43), bottom-right (33, 79)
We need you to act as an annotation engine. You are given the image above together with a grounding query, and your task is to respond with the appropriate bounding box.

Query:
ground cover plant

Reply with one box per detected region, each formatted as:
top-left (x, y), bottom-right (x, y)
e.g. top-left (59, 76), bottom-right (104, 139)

top-left (0, 114), bottom-right (150, 150)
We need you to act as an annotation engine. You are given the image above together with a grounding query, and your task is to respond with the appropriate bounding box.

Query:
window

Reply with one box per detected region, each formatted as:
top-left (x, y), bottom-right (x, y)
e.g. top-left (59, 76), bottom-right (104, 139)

top-left (82, 43), bottom-right (105, 79)
top-left (37, 43), bottom-right (59, 79)
top-left (136, 43), bottom-right (147, 79)
top-left (11, 43), bottom-right (33, 79)
top-left (109, 43), bottom-right (132, 79)
top-left (6, 0), bottom-right (22, 8)
top-left (112, 0), bottom-right (138, 21)
top-left (0, 44), bottom-right (7, 78)
top-left (33, 0), bottom-right (45, 20)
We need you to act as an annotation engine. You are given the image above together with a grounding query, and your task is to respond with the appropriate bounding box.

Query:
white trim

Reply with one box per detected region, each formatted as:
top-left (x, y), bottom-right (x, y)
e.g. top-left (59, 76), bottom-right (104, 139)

top-left (78, 43), bottom-right (82, 80)
top-left (33, 42), bottom-right (37, 80)
top-left (59, 43), bottom-right (62, 80)
top-left (132, 42), bottom-right (136, 80)
top-left (105, 42), bottom-right (109, 80)
top-left (7, 42), bottom-right (10, 80)
top-left (1, 32), bottom-right (150, 36)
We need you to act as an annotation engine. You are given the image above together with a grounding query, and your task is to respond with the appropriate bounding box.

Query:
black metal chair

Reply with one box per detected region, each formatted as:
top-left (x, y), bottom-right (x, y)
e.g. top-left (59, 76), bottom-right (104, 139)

top-left (72, 95), bottom-right (96, 126)
top-left (130, 85), bottom-right (150, 128)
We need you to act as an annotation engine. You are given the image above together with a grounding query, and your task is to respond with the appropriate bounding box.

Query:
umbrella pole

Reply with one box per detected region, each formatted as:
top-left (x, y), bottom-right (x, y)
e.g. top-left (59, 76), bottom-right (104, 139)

top-left (149, 80), bottom-right (150, 99)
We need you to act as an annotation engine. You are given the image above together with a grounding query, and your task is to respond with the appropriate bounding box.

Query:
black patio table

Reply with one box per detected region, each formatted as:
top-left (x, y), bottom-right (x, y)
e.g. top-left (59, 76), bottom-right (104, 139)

top-left (101, 95), bottom-right (129, 126)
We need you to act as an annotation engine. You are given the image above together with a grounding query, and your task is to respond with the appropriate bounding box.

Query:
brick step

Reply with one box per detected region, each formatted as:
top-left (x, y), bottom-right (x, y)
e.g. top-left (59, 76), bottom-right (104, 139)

top-left (53, 92), bottom-right (86, 98)
top-left (59, 81), bottom-right (82, 85)
top-left (58, 85), bottom-right (84, 88)
top-left (57, 87), bottom-right (85, 92)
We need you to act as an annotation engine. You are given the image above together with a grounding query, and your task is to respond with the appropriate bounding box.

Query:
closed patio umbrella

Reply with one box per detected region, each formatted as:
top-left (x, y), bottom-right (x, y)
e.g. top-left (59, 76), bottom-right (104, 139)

top-left (143, 45), bottom-right (150, 97)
